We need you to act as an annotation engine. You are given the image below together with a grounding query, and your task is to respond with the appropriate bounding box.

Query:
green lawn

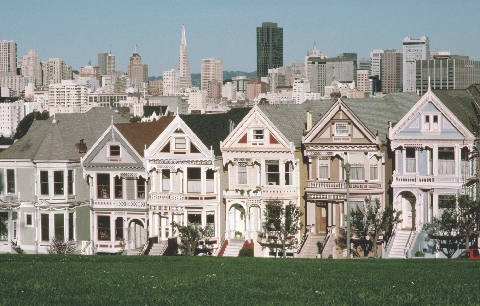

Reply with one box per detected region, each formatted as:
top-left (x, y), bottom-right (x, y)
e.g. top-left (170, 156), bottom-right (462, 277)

top-left (1, 255), bottom-right (479, 305)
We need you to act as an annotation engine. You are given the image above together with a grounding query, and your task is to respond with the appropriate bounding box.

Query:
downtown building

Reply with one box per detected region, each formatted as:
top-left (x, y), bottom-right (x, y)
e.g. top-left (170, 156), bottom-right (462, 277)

top-left (403, 36), bottom-right (429, 92)
top-left (257, 22), bottom-right (283, 77)
top-left (178, 25), bottom-right (192, 89)
top-left (127, 52), bottom-right (148, 85)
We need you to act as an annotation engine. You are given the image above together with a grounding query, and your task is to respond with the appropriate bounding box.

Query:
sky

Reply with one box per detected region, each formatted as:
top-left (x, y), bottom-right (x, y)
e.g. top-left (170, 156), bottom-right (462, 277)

top-left (2, 0), bottom-right (479, 76)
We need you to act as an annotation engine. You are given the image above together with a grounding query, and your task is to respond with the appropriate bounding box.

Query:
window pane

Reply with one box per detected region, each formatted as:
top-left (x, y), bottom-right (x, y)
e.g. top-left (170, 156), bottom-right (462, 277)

top-left (26, 214), bottom-right (32, 226)
top-left (54, 214), bottom-right (64, 240)
top-left (0, 212), bottom-right (8, 240)
top-left (40, 171), bottom-right (49, 195)
top-left (98, 216), bottom-right (111, 241)
top-left (114, 176), bottom-right (123, 199)
top-left (115, 217), bottom-right (123, 240)
top-left (162, 170), bottom-right (170, 191)
top-left (253, 129), bottom-right (264, 140)
top-left (68, 170), bottom-right (74, 195)
top-left (284, 162), bottom-right (293, 185)
top-left (318, 159), bottom-right (329, 179)
top-left (54, 171), bottom-right (64, 195)
top-left (187, 213), bottom-right (201, 225)
top-left (110, 145), bottom-right (120, 156)
top-left (266, 161), bottom-right (280, 185)
top-left (137, 177), bottom-right (145, 199)
top-left (238, 164), bottom-right (247, 184)
top-left (175, 138), bottom-right (186, 149)
top-left (6, 169), bottom-right (15, 193)
top-left (41, 214), bottom-right (49, 241)
top-left (69, 213), bottom-right (74, 240)
top-left (336, 123), bottom-right (348, 135)
top-left (97, 174), bottom-right (110, 198)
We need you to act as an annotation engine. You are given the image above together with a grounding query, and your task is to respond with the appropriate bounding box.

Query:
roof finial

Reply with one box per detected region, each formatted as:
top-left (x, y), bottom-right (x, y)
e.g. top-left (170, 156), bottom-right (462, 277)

top-left (52, 113), bottom-right (57, 124)
top-left (111, 116), bottom-right (115, 140)
top-left (428, 75), bottom-right (431, 91)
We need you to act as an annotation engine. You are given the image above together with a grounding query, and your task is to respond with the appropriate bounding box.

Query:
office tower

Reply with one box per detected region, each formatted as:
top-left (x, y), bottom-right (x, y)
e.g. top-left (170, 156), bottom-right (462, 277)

top-left (128, 52), bottom-right (148, 84)
top-left (98, 52), bottom-right (107, 76)
top-left (416, 55), bottom-right (480, 95)
top-left (370, 49), bottom-right (384, 79)
top-left (257, 22), bottom-right (283, 77)
top-left (201, 58), bottom-right (222, 91)
top-left (163, 69), bottom-right (179, 96)
top-left (106, 53), bottom-right (115, 75)
top-left (21, 49), bottom-right (42, 86)
top-left (292, 78), bottom-right (311, 104)
top-left (0, 40), bottom-right (17, 75)
top-left (403, 36), bottom-right (429, 92)
top-left (356, 70), bottom-right (371, 93)
top-left (358, 58), bottom-right (371, 75)
top-left (178, 25), bottom-right (192, 89)
top-left (381, 50), bottom-right (403, 93)
top-left (305, 44), bottom-right (327, 94)
top-left (43, 58), bottom-right (72, 85)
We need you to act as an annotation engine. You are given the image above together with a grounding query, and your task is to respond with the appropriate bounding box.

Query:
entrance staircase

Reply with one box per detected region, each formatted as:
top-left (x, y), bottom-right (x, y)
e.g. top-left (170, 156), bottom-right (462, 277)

top-left (126, 247), bottom-right (143, 255)
top-left (222, 239), bottom-right (245, 257)
top-left (386, 230), bottom-right (410, 258)
top-left (298, 233), bottom-right (325, 258)
top-left (149, 240), bottom-right (168, 256)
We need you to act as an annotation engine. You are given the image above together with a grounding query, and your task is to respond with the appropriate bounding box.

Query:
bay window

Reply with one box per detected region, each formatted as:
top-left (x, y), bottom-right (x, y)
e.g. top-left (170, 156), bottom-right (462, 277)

top-left (137, 177), bottom-right (146, 199)
top-left (438, 147), bottom-right (455, 175)
top-left (97, 174), bottom-right (110, 198)
top-left (41, 214), bottom-right (49, 241)
top-left (6, 169), bottom-right (15, 193)
top-left (40, 171), bottom-right (49, 195)
top-left (54, 214), bottom-right (64, 240)
top-left (318, 159), bottom-right (329, 180)
top-left (187, 212), bottom-right (201, 227)
top-left (206, 169), bottom-right (214, 193)
top-left (370, 156), bottom-right (378, 181)
top-left (265, 160), bottom-right (280, 185)
top-left (238, 163), bottom-right (247, 185)
top-left (115, 217), bottom-right (124, 240)
top-left (98, 216), bottom-right (111, 241)
top-left (114, 176), bottom-right (123, 199)
top-left (54, 171), bottom-right (64, 195)
top-left (349, 153), bottom-right (364, 181)
top-left (187, 168), bottom-right (201, 193)
top-left (162, 169), bottom-right (170, 191)
top-left (284, 162), bottom-right (293, 185)
top-left (68, 170), bottom-right (74, 195)
top-left (405, 148), bottom-right (416, 173)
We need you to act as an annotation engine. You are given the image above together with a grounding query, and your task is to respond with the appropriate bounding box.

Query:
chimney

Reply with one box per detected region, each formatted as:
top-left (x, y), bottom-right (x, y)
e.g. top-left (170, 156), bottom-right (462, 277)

top-left (306, 111), bottom-right (312, 132)
top-left (75, 139), bottom-right (87, 153)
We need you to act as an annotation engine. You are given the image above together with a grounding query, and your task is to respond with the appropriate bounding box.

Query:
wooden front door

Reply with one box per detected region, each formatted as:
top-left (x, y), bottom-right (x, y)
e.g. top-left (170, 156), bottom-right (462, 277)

top-left (316, 203), bottom-right (327, 233)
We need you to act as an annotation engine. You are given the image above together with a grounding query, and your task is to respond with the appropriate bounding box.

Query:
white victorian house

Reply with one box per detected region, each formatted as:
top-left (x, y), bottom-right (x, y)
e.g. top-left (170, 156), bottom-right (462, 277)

top-left (388, 86), bottom-right (478, 258)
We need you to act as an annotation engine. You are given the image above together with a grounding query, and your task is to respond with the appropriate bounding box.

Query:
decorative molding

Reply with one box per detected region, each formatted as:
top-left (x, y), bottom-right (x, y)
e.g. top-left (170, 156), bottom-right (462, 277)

top-left (120, 173), bottom-right (139, 179)
top-left (148, 159), bottom-right (213, 165)
top-left (0, 162), bottom-right (34, 167)
top-left (36, 163), bottom-right (81, 168)
top-left (305, 144), bottom-right (378, 152)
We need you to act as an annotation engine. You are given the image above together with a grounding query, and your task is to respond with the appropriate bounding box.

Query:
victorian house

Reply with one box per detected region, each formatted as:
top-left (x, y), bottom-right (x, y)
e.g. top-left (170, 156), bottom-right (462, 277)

top-left (0, 108), bottom-right (128, 253)
top-left (302, 93), bottom-right (419, 258)
top-left (387, 85), bottom-right (479, 258)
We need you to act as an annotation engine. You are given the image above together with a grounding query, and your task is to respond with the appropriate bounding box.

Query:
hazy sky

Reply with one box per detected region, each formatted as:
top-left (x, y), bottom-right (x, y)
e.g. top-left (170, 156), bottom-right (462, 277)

top-left (2, 0), bottom-right (479, 76)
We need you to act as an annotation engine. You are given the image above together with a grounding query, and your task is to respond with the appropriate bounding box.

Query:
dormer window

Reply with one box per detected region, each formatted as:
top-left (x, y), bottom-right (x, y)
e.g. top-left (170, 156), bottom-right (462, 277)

top-left (175, 138), bottom-right (187, 150)
top-left (110, 145), bottom-right (120, 156)
top-left (423, 114), bottom-right (440, 132)
top-left (335, 123), bottom-right (349, 136)
top-left (253, 129), bottom-right (264, 140)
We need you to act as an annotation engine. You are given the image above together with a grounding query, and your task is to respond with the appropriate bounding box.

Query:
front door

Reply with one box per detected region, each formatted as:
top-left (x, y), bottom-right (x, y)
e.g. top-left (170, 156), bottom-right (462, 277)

top-left (316, 203), bottom-right (327, 233)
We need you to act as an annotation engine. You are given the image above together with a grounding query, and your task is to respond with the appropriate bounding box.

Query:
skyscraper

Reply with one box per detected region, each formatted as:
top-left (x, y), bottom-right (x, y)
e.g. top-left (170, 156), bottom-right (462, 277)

top-left (257, 22), bottom-right (283, 77)
top-left (128, 52), bottom-right (148, 84)
top-left (178, 25), bottom-right (192, 89)
top-left (106, 53), bottom-right (115, 75)
top-left (21, 49), bottom-right (42, 86)
top-left (201, 58), bottom-right (222, 91)
top-left (0, 40), bottom-right (17, 75)
top-left (403, 36), bottom-right (429, 92)
top-left (381, 50), bottom-right (403, 93)
top-left (98, 52), bottom-right (107, 76)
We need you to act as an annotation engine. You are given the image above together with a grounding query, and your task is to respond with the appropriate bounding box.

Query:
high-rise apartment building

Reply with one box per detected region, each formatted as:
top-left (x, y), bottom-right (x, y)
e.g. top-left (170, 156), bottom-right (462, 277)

top-left (128, 52), bottom-right (148, 84)
top-left (356, 70), bottom-right (371, 93)
top-left (98, 52), bottom-right (107, 76)
top-left (257, 22), bottom-right (283, 77)
top-left (381, 50), bottom-right (403, 93)
top-left (42, 58), bottom-right (72, 85)
top-left (106, 53), bottom-right (115, 75)
top-left (370, 49), bottom-right (384, 79)
top-left (201, 58), bottom-right (222, 91)
top-left (403, 36), bottom-right (429, 92)
top-left (0, 40), bottom-right (17, 75)
top-left (416, 55), bottom-right (480, 95)
top-left (21, 49), bottom-right (42, 86)
top-left (48, 80), bottom-right (88, 115)
top-left (163, 69), bottom-right (179, 96)
top-left (178, 25), bottom-right (192, 89)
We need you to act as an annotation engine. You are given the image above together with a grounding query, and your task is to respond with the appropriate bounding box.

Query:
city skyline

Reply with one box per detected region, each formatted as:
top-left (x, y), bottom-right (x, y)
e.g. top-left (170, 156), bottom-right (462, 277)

top-left (1, 0), bottom-right (479, 76)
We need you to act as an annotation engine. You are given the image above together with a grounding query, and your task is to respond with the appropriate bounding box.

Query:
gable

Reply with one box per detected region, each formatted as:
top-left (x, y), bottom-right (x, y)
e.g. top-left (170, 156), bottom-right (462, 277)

top-left (304, 102), bottom-right (377, 145)
top-left (83, 127), bottom-right (143, 166)
top-left (221, 107), bottom-right (291, 152)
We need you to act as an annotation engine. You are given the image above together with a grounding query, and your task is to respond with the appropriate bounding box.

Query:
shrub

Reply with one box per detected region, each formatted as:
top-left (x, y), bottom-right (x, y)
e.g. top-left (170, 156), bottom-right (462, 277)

top-left (46, 238), bottom-right (77, 254)
top-left (239, 248), bottom-right (254, 257)
top-left (415, 251), bottom-right (425, 257)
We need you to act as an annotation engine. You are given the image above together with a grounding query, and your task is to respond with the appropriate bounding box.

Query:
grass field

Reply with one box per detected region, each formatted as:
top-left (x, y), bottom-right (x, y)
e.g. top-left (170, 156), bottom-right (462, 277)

top-left (1, 255), bottom-right (479, 305)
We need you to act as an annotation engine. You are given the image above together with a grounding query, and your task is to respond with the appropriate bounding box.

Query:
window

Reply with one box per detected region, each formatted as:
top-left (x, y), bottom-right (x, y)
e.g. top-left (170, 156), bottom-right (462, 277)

top-left (406, 148), bottom-right (416, 173)
top-left (68, 170), bottom-right (74, 195)
top-left (370, 156), bottom-right (378, 180)
top-left (137, 177), bottom-right (146, 199)
top-left (266, 160), bottom-right (280, 185)
top-left (438, 195), bottom-right (455, 209)
top-left (109, 145), bottom-right (120, 156)
top-left (162, 170), bottom-right (170, 191)
top-left (187, 212), bottom-right (201, 227)
top-left (253, 129), bottom-right (264, 140)
top-left (335, 123), bottom-right (349, 136)
top-left (461, 147), bottom-right (471, 176)
top-left (68, 213), bottom-right (74, 240)
top-left (187, 168), bottom-right (201, 193)
top-left (285, 162), bottom-right (293, 185)
top-left (0, 212), bottom-right (8, 240)
top-left (438, 147), bottom-right (455, 175)
top-left (349, 153), bottom-right (364, 180)
top-left (114, 176), bottom-right (123, 199)
top-left (206, 169), bottom-right (214, 193)
top-left (54, 214), bottom-right (64, 240)
top-left (424, 115), bottom-right (430, 130)
top-left (433, 115), bottom-right (439, 130)
top-left (115, 217), bottom-right (123, 240)
top-left (238, 163), bottom-right (247, 185)
top-left (424, 114), bottom-right (440, 131)
top-left (175, 138), bottom-right (186, 149)
top-left (206, 212), bottom-right (215, 236)
top-left (41, 214), bottom-right (49, 241)
top-left (97, 174), bottom-right (110, 198)
top-left (54, 171), bottom-right (64, 195)
top-left (318, 159), bottom-right (329, 180)
top-left (40, 171), bottom-right (49, 195)
top-left (6, 169), bottom-right (15, 193)
top-left (98, 216), bottom-right (111, 241)
top-left (25, 213), bottom-right (33, 226)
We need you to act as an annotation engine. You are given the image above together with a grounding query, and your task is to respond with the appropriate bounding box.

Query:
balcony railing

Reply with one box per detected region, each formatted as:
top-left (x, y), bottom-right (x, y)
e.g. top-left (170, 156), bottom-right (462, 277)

top-left (149, 192), bottom-right (217, 202)
top-left (392, 175), bottom-right (462, 184)
top-left (93, 200), bottom-right (147, 208)
top-left (306, 181), bottom-right (382, 189)
top-left (0, 193), bottom-right (19, 204)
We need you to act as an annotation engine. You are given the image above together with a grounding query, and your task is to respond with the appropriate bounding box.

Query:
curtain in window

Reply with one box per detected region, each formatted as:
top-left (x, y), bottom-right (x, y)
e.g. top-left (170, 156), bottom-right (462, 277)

top-left (238, 163), bottom-right (247, 184)
top-left (318, 159), bottom-right (329, 179)
top-left (349, 153), bottom-right (364, 180)
top-left (438, 160), bottom-right (455, 174)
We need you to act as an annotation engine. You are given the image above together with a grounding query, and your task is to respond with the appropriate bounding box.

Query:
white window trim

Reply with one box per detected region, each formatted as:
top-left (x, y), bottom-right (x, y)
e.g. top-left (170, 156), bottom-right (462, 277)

top-left (422, 113), bottom-right (440, 133)
top-left (237, 164), bottom-right (248, 185)
top-left (38, 169), bottom-right (70, 198)
top-left (24, 213), bottom-right (34, 227)
top-left (404, 148), bottom-right (417, 174)
top-left (317, 159), bottom-right (329, 180)
top-left (251, 128), bottom-right (265, 142)
top-left (334, 123), bottom-right (349, 136)
top-left (107, 143), bottom-right (122, 161)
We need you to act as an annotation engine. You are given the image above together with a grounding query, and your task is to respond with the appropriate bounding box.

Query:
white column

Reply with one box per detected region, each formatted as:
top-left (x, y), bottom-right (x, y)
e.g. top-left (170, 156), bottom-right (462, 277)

top-left (201, 167), bottom-right (206, 194)
top-left (455, 145), bottom-right (459, 177)
top-left (433, 145), bottom-right (438, 175)
top-left (148, 211), bottom-right (153, 237)
top-left (161, 214), bottom-right (166, 240)
top-left (110, 215), bottom-right (114, 244)
top-left (65, 212), bottom-right (69, 241)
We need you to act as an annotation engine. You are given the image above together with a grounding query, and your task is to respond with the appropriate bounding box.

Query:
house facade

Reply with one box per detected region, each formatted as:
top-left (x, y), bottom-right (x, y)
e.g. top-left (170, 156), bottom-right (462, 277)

top-left (0, 108), bottom-right (128, 254)
top-left (388, 86), bottom-right (478, 258)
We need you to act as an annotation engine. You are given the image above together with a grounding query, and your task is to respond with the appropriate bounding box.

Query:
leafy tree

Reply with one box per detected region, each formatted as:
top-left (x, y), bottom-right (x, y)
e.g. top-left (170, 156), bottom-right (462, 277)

top-left (261, 200), bottom-right (303, 258)
top-left (424, 195), bottom-right (480, 257)
top-left (171, 221), bottom-right (213, 256)
top-left (14, 111), bottom-right (49, 139)
top-left (129, 115), bottom-right (141, 123)
top-left (336, 197), bottom-right (402, 258)
top-left (0, 216), bottom-right (7, 239)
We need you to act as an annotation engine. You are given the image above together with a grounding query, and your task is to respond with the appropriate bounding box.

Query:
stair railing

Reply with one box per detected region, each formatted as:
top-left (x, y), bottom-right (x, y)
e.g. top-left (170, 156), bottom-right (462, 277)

top-left (404, 230), bottom-right (416, 257)
top-left (319, 227), bottom-right (333, 256)
top-left (158, 240), bottom-right (169, 256)
top-left (212, 233), bottom-right (226, 257)
top-left (139, 239), bottom-right (150, 255)
top-left (296, 231), bottom-right (311, 255)
top-left (384, 223), bottom-right (398, 256)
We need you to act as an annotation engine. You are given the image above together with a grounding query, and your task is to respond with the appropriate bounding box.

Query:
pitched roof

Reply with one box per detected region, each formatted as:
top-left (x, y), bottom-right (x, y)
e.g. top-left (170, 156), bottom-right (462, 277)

top-left (180, 108), bottom-right (251, 155)
top-left (341, 92), bottom-right (420, 142)
top-left (0, 107), bottom-right (129, 161)
top-left (432, 84), bottom-right (480, 135)
top-left (258, 100), bottom-right (336, 147)
top-left (114, 116), bottom-right (175, 157)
